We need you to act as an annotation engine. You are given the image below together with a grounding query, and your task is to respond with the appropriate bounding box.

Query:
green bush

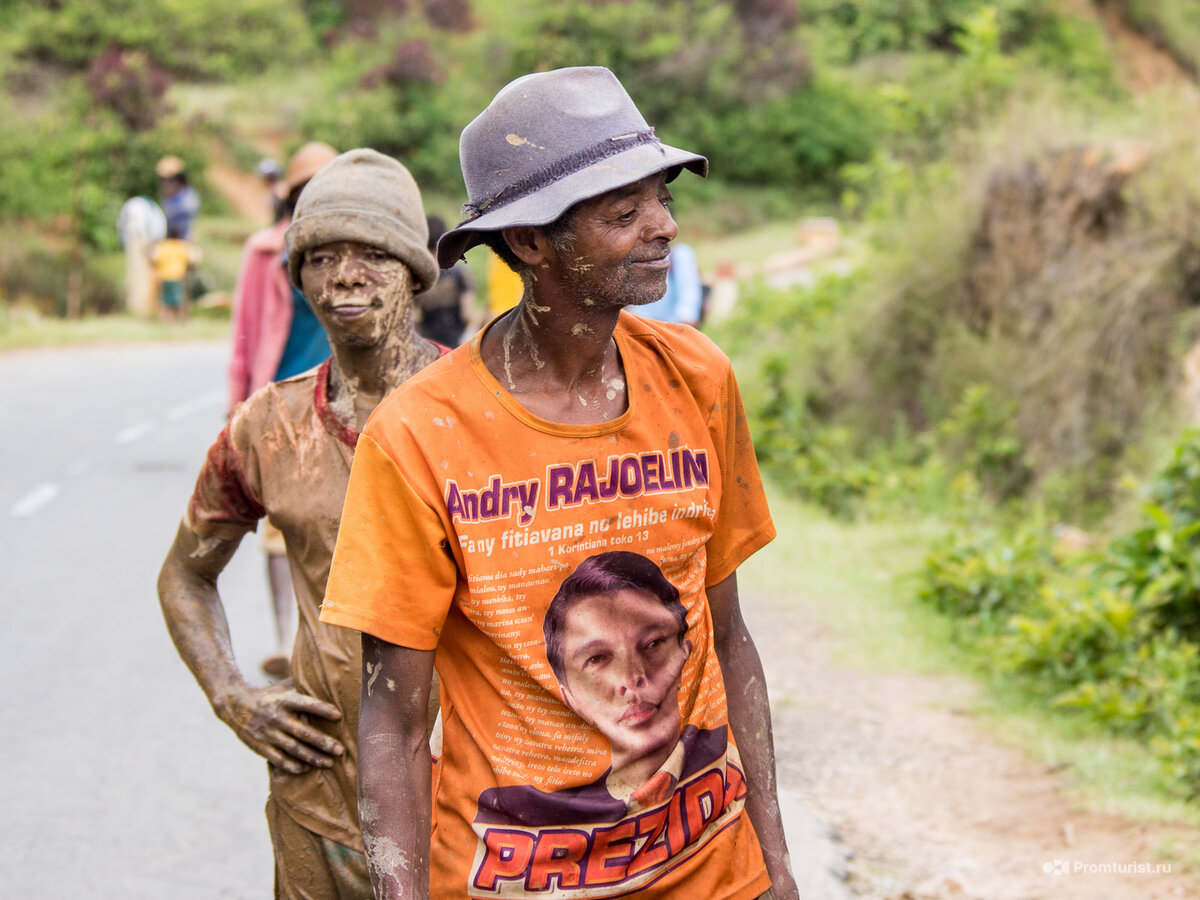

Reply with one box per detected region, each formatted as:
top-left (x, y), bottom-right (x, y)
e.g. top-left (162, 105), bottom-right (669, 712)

top-left (300, 20), bottom-right (493, 196)
top-left (915, 430), bottom-right (1200, 794)
top-left (934, 383), bottom-right (1032, 503)
top-left (803, 0), bottom-right (1058, 63)
top-left (1103, 433), bottom-right (1200, 641)
top-left (918, 526), bottom-right (1054, 633)
top-left (500, 0), bottom-right (874, 195)
top-left (674, 76), bottom-right (878, 186)
top-left (0, 82), bottom-right (206, 252)
top-left (6, 0), bottom-right (315, 80)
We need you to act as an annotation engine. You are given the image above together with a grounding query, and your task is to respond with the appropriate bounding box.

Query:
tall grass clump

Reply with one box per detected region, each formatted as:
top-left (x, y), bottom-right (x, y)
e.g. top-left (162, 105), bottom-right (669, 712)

top-left (733, 87), bottom-right (1200, 524)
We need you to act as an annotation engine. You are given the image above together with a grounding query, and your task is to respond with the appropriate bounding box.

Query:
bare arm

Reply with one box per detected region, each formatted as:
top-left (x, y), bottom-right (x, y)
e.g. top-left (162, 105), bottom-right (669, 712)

top-left (157, 520), bottom-right (344, 773)
top-left (358, 633), bottom-right (436, 900)
top-left (709, 571), bottom-right (799, 900)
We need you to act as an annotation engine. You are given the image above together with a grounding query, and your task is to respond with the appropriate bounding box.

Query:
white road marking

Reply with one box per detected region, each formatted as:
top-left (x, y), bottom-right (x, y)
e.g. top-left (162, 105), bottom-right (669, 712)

top-left (166, 391), bottom-right (223, 422)
top-left (11, 483), bottom-right (60, 517)
top-left (115, 421), bottom-right (156, 444)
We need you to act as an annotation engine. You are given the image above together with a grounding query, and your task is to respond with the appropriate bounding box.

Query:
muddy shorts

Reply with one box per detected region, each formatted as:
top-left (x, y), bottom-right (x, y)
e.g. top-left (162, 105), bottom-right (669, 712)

top-left (265, 795), bottom-right (371, 900)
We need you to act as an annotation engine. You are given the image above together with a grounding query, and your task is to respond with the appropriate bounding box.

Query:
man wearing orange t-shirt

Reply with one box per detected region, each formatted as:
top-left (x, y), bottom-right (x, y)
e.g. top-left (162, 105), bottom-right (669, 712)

top-left (320, 67), bottom-right (798, 900)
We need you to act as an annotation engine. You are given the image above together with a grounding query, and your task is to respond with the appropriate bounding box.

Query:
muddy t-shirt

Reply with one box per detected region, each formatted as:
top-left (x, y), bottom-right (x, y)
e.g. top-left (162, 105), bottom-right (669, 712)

top-left (185, 359), bottom-right (363, 850)
top-left (322, 313), bottom-right (776, 898)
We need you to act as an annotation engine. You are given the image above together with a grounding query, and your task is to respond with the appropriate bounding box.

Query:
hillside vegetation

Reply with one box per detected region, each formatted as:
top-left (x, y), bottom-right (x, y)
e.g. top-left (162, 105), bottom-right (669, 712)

top-left (8, 0), bottom-right (1200, 801)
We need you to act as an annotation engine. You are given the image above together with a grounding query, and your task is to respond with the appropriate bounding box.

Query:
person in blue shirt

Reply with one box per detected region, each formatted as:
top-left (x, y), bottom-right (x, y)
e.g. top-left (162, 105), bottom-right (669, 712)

top-left (156, 155), bottom-right (201, 240)
top-left (634, 242), bottom-right (704, 326)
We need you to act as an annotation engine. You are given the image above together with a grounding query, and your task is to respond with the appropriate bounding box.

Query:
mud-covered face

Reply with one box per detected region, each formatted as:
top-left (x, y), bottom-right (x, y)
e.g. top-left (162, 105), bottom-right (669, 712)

top-left (558, 587), bottom-right (691, 772)
top-left (299, 241), bottom-right (415, 348)
top-left (547, 172), bottom-right (678, 313)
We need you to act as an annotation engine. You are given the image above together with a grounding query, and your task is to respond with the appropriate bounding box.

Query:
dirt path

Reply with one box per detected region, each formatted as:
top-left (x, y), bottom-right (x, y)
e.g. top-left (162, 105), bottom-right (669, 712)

top-left (207, 154), bottom-right (274, 228)
top-left (747, 593), bottom-right (1200, 899)
top-left (1092, 1), bottom-right (1196, 96)
top-left (1057, 0), bottom-right (1197, 98)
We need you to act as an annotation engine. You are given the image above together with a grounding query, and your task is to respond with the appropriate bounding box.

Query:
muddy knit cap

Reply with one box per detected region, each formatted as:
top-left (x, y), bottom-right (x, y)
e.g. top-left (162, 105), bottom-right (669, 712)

top-left (285, 148), bottom-right (439, 292)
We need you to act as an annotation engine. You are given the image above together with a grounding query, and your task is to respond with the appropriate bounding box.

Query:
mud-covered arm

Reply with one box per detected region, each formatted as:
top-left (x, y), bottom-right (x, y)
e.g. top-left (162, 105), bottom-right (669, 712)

top-left (709, 571), bottom-right (799, 900)
top-left (157, 520), bottom-right (344, 773)
top-left (358, 632), bottom-right (436, 900)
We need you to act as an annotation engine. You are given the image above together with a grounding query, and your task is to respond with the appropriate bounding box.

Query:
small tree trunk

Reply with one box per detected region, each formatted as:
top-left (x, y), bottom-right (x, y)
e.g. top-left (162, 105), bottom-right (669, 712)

top-left (66, 145), bottom-right (85, 319)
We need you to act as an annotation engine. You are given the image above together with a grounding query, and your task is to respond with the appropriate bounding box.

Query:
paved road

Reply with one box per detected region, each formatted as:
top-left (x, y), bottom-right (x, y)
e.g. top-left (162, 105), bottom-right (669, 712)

top-left (2, 342), bottom-right (275, 898)
top-left (1, 340), bottom-right (851, 898)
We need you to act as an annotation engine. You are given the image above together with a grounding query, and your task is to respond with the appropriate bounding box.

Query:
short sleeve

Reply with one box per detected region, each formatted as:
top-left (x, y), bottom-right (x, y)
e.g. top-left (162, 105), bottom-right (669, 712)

top-left (704, 365), bottom-right (775, 585)
top-left (185, 424), bottom-right (266, 540)
top-left (319, 432), bottom-right (458, 649)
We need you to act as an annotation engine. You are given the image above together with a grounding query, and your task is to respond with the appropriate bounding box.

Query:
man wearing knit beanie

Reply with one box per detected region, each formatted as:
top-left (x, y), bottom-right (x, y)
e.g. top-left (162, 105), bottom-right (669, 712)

top-left (159, 147), bottom-right (443, 899)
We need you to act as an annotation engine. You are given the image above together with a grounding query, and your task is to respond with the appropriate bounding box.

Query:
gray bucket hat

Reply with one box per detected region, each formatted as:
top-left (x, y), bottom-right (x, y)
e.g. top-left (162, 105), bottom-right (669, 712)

top-left (436, 66), bottom-right (707, 267)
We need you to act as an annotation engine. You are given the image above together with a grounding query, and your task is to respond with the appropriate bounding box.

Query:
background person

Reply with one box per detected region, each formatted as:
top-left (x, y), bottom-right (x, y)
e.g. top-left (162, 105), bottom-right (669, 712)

top-left (257, 156), bottom-right (287, 223)
top-left (149, 224), bottom-right (201, 322)
top-left (116, 194), bottom-right (166, 317)
top-left (156, 154), bottom-right (200, 241)
top-left (635, 241), bottom-right (704, 326)
top-left (416, 214), bottom-right (477, 346)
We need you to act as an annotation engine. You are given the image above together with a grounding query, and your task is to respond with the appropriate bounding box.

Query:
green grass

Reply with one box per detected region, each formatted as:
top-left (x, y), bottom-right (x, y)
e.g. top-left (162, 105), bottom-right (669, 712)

top-left (971, 686), bottom-right (1200, 831)
top-left (747, 479), bottom-right (1200, 837)
top-left (0, 305), bottom-right (230, 352)
top-left (741, 482), bottom-right (964, 675)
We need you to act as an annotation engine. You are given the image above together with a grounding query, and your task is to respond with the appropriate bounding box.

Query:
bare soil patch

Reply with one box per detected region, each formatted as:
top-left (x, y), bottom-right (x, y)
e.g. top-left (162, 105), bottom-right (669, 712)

top-left (749, 593), bottom-right (1200, 899)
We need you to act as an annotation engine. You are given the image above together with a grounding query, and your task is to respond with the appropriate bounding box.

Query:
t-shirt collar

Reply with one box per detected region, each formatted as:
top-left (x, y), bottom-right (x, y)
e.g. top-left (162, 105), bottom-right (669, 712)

top-left (314, 358), bottom-right (360, 447)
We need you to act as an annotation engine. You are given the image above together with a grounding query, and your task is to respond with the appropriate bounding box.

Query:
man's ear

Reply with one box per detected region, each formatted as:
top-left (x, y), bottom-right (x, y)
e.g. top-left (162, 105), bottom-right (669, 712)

top-left (502, 226), bottom-right (551, 267)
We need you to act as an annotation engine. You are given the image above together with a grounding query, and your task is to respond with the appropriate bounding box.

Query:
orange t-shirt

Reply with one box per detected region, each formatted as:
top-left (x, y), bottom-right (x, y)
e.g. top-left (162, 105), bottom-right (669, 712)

top-left (322, 313), bottom-right (775, 898)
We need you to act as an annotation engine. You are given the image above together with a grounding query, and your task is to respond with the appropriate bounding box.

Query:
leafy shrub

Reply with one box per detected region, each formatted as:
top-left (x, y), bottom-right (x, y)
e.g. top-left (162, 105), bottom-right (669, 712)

top-left (915, 430), bottom-right (1200, 794)
top-left (300, 33), bottom-right (470, 196)
top-left (0, 244), bottom-right (122, 317)
top-left (8, 0), bottom-right (316, 80)
top-left (755, 355), bottom-right (879, 518)
top-left (85, 44), bottom-right (173, 131)
top-left (803, 0), bottom-right (1059, 63)
top-left (918, 526), bottom-right (1054, 633)
top-left (934, 383), bottom-right (1032, 503)
top-left (673, 76), bottom-right (878, 186)
top-left (502, 0), bottom-right (874, 194)
top-left (1103, 433), bottom-right (1200, 641)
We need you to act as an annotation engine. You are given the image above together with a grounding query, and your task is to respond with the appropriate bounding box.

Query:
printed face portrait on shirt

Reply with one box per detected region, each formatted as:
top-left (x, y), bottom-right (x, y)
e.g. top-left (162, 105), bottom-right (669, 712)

top-left (544, 552), bottom-right (692, 785)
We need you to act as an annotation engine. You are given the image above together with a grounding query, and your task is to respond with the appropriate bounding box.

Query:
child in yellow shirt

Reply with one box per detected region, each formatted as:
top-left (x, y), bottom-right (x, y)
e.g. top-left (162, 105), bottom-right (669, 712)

top-left (150, 227), bottom-right (202, 321)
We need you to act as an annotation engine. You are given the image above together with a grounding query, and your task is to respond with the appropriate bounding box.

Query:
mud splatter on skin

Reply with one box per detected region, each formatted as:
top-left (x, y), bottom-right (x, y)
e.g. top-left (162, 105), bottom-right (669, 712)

top-left (189, 535), bottom-right (223, 559)
top-left (570, 322), bottom-right (594, 338)
top-left (365, 660), bottom-right (381, 697)
top-left (386, 677), bottom-right (396, 692)
top-left (364, 833), bottom-right (411, 894)
top-left (501, 311), bottom-right (546, 387)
